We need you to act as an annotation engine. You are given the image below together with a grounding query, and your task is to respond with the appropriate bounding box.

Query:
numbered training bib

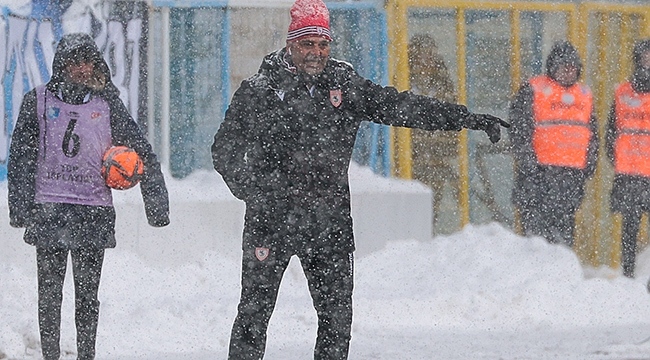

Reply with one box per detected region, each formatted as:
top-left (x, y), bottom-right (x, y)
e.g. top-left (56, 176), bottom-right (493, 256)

top-left (34, 85), bottom-right (113, 206)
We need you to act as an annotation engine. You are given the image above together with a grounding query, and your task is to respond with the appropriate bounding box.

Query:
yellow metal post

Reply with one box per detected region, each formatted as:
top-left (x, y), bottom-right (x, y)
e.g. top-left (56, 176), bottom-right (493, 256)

top-left (456, 8), bottom-right (470, 227)
top-left (386, 0), bottom-right (398, 89)
top-left (567, 6), bottom-right (578, 46)
top-left (386, 0), bottom-right (398, 177)
top-left (592, 12), bottom-right (610, 267)
top-left (573, 4), bottom-right (592, 265)
top-left (576, 5), bottom-right (589, 64)
top-left (389, 1), bottom-right (413, 179)
top-left (609, 13), bottom-right (632, 269)
top-left (510, 9), bottom-right (522, 235)
top-left (510, 10), bottom-right (521, 92)
top-left (619, 14), bottom-right (633, 84)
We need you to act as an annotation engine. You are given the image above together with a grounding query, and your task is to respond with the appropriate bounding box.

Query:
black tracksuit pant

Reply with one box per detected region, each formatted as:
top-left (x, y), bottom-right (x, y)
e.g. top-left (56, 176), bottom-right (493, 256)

top-left (620, 208), bottom-right (643, 278)
top-left (228, 246), bottom-right (354, 360)
top-left (37, 246), bottom-right (104, 360)
top-left (520, 199), bottom-right (579, 248)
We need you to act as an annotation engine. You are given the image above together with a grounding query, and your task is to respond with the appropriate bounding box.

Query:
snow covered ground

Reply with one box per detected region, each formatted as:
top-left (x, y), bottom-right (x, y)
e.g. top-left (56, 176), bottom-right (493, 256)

top-left (2, 164), bottom-right (650, 360)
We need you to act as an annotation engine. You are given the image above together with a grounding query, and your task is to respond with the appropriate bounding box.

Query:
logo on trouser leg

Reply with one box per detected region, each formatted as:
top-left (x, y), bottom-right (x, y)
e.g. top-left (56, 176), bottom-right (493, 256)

top-left (255, 247), bottom-right (270, 261)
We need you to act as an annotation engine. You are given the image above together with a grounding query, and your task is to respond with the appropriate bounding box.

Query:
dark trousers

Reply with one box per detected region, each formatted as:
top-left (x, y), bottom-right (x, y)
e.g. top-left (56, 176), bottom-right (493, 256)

top-left (229, 247), bottom-right (354, 360)
top-left (37, 247), bottom-right (104, 360)
top-left (520, 201), bottom-right (579, 248)
top-left (621, 208), bottom-right (643, 278)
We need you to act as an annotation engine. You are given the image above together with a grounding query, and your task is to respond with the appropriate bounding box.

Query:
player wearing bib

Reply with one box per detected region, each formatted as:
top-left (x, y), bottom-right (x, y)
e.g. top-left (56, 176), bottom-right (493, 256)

top-left (8, 33), bottom-right (169, 360)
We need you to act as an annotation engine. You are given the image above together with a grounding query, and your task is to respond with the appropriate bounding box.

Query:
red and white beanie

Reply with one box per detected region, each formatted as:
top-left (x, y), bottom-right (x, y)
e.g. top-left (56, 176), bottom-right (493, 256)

top-left (287, 0), bottom-right (332, 42)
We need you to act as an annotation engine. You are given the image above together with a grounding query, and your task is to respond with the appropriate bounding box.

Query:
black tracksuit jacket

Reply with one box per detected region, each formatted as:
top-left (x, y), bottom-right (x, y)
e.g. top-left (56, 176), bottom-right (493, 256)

top-left (212, 48), bottom-right (476, 254)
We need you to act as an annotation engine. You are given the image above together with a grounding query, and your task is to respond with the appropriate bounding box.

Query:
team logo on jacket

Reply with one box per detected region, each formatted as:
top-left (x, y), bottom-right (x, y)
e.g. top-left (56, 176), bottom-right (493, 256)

top-left (255, 247), bottom-right (270, 261)
top-left (47, 107), bottom-right (60, 119)
top-left (330, 89), bottom-right (342, 108)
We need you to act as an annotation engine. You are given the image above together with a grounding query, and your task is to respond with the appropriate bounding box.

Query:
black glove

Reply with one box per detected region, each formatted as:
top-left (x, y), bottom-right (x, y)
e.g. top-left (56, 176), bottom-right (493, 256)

top-left (464, 113), bottom-right (511, 143)
top-left (148, 213), bottom-right (170, 227)
top-left (9, 206), bottom-right (36, 228)
top-left (145, 202), bottom-right (170, 227)
top-left (10, 217), bottom-right (28, 228)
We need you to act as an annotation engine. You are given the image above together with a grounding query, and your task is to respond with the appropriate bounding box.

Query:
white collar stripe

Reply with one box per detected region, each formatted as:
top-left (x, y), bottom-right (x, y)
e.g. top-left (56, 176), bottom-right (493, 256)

top-left (287, 26), bottom-right (331, 41)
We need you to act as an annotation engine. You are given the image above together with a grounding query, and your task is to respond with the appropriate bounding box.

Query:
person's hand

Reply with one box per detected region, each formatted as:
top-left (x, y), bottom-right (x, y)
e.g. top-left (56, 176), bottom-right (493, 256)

top-left (464, 113), bottom-right (510, 143)
top-left (10, 217), bottom-right (28, 228)
top-left (148, 215), bottom-right (170, 227)
top-left (9, 206), bottom-right (37, 228)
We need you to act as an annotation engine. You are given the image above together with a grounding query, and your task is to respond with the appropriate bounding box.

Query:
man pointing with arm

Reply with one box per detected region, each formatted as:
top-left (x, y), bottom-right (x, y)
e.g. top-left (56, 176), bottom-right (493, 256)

top-left (212, 1), bottom-right (509, 359)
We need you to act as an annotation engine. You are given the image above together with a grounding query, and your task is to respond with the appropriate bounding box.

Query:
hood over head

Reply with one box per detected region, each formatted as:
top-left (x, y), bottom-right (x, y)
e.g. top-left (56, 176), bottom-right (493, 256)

top-left (49, 33), bottom-right (111, 93)
top-left (631, 39), bottom-right (650, 93)
top-left (546, 41), bottom-right (582, 84)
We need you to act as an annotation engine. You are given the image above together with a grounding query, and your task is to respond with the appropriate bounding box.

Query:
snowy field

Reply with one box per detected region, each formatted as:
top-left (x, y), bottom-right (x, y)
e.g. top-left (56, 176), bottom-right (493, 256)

top-left (2, 164), bottom-right (650, 360)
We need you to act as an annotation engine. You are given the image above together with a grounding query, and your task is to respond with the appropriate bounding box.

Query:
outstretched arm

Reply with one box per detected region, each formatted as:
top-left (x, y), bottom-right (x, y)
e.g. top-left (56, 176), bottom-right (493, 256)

top-left (508, 83), bottom-right (538, 174)
top-left (351, 73), bottom-right (509, 143)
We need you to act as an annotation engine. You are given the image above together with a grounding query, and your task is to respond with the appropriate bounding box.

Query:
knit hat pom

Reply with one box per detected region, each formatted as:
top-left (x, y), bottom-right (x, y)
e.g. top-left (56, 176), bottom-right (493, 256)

top-left (287, 0), bottom-right (331, 42)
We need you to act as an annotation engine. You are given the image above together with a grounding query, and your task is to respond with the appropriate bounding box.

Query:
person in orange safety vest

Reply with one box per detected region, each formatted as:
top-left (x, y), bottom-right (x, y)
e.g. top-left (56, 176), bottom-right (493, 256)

top-left (509, 41), bottom-right (599, 247)
top-left (606, 39), bottom-right (650, 278)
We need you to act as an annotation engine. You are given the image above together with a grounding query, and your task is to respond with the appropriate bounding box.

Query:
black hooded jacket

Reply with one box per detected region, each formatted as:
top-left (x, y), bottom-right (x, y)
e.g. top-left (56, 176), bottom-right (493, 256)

top-left (8, 33), bottom-right (169, 249)
top-left (606, 39), bottom-right (650, 213)
top-left (508, 41), bottom-right (598, 209)
top-left (212, 48), bottom-right (476, 252)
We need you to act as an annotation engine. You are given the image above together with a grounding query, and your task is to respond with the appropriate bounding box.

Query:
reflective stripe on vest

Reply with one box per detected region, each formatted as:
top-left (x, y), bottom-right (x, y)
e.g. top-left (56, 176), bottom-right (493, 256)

top-left (530, 75), bottom-right (593, 169)
top-left (613, 82), bottom-right (650, 177)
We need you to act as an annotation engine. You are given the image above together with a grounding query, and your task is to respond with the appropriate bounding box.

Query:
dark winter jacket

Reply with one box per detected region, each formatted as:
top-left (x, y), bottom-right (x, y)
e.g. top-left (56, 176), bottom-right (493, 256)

top-left (606, 39), bottom-right (650, 213)
top-left (8, 33), bottom-right (169, 250)
top-left (508, 42), bottom-right (598, 209)
top-left (212, 48), bottom-right (484, 253)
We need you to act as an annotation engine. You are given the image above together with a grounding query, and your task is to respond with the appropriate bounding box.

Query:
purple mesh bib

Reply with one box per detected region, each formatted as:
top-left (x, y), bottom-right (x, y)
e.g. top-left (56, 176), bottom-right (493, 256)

top-left (34, 85), bottom-right (113, 206)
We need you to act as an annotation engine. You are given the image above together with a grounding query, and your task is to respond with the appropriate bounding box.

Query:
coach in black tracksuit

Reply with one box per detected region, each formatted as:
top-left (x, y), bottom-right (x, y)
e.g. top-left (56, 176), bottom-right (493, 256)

top-left (211, 1), bottom-right (509, 359)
